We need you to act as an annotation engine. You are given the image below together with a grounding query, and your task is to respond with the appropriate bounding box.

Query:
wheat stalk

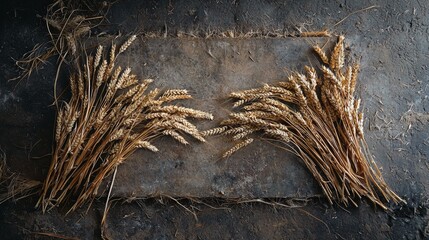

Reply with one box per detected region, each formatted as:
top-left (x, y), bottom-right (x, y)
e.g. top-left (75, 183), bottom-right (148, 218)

top-left (11, 1), bottom-right (104, 82)
top-left (38, 36), bottom-right (212, 213)
top-left (206, 36), bottom-right (404, 210)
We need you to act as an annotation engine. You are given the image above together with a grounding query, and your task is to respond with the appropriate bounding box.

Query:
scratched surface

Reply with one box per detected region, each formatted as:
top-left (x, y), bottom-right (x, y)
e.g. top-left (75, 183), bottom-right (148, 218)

top-left (109, 38), bottom-right (326, 198)
top-left (2, 0), bottom-right (429, 238)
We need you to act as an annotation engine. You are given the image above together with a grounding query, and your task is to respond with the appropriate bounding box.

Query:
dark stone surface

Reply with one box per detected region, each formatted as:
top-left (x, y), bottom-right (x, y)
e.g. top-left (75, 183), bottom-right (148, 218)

top-left (111, 38), bottom-right (325, 198)
top-left (0, 0), bottom-right (428, 239)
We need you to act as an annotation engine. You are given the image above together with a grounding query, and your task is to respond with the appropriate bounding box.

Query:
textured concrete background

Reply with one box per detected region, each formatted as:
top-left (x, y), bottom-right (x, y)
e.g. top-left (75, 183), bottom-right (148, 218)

top-left (0, 0), bottom-right (428, 239)
top-left (111, 38), bottom-right (325, 198)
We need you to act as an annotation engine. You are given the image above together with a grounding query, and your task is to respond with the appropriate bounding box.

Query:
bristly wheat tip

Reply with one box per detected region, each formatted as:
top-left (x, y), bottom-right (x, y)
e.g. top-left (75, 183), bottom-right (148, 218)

top-left (136, 140), bottom-right (159, 152)
top-left (330, 35), bottom-right (345, 71)
top-left (66, 111), bottom-right (80, 133)
top-left (265, 129), bottom-right (290, 142)
top-left (94, 45), bottom-right (103, 69)
top-left (96, 60), bottom-right (107, 87)
top-left (116, 67), bottom-right (131, 90)
top-left (119, 35), bottom-right (137, 54)
top-left (313, 45), bottom-right (329, 65)
top-left (109, 44), bottom-right (116, 63)
top-left (201, 126), bottom-right (228, 136)
top-left (55, 109), bottom-right (63, 141)
top-left (163, 130), bottom-right (189, 145)
top-left (223, 138), bottom-right (254, 158)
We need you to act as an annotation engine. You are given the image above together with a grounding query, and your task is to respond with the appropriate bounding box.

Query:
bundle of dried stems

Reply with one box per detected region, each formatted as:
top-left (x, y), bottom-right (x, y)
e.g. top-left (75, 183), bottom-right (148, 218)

top-left (203, 36), bottom-right (404, 209)
top-left (13, 0), bottom-right (107, 81)
top-left (38, 35), bottom-right (213, 212)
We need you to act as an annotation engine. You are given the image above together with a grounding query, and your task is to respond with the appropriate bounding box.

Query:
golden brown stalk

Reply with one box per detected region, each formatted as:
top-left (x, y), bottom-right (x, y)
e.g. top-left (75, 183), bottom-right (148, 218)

top-left (77, 72), bottom-right (84, 99)
top-left (106, 66), bottom-right (123, 100)
top-left (12, 3), bottom-right (104, 82)
top-left (115, 67), bottom-right (131, 90)
top-left (163, 130), bottom-right (189, 145)
top-left (330, 35), bottom-right (345, 71)
top-left (304, 66), bottom-right (318, 89)
top-left (55, 109), bottom-right (63, 141)
top-left (313, 45), bottom-right (329, 65)
top-left (223, 138), bottom-right (254, 158)
top-left (206, 35), bottom-right (404, 210)
top-left (162, 89), bottom-right (189, 96)
top-left (38, 38), bottom-right (212, 213)
top-left (349, 63), bottom-right (360, 96)
top-left (357, 112), bottom-right (364, 137)
top-left (265, 129), bottom-right (290, 142)
top-left (94, 45), bottom-right (103, 69)
top-left (201, 126), bottom-right (228, 136)
top-left (300, 30), bottom-right (331, 37)
top-left (135, 141), bottom-right (159, 152)
top-left (74, 26), bottom-right (91, 38)
top-left (109, 44), bottom-right (116, 64)
top-left (95, 60), bottom-right (107, 87)
top-left (222, 126), bottom-right (252, 135)
top-left (120, 74), bottom-right (139, 89)
top-left (232, 129), bottom-right (257, 141)
top-left (321, 65), bottom-right (342, 90)
top-left (65, 34), bottom-right (77, 56)
top-left (118, 35), bottom-right (137, 55)
top-left (66, 111), bottom-right (80, 133)
top-left (106, 44), bottom-right (116, 77)
top-left (289, 75), bottom-right (308, 110)
top-left (69, 75), bottom-right (77, 98)
top-left (151, 105), bottom-right (214, 120)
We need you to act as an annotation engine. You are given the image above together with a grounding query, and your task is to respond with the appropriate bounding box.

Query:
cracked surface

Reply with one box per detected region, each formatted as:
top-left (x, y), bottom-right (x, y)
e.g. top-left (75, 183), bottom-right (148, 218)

top-left (0, 0), bottom-right (428, 239)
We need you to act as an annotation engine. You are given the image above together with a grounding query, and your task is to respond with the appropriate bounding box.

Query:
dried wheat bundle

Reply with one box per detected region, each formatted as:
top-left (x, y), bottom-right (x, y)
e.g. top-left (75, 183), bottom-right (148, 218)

top-left (37, 36), bottom-right (213, 213)
top-left (12, 0), bottom-right (106, 81)
top-left (203, 36), bottom-right (404, 209)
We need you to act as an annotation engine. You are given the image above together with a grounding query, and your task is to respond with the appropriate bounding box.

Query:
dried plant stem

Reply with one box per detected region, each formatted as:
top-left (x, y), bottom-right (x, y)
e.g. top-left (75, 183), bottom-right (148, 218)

top-left (208, 35), bottom-right (404, 209)
top-left (38, 37), bottom-right (211, 212)
top-left (12, 1), bottom-right (106, 82)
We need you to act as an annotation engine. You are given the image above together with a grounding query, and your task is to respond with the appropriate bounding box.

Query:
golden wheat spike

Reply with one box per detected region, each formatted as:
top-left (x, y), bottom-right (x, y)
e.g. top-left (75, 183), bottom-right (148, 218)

top-left (313, 45), bottom-right (329, 65)
top-left (95, 60), bottom-right (107, 87)
top-left (204, 35), bottom-right (404, 210)
top-left (330, 35), bottom-right (345, 71)
top-left (223, 138), bottom-right (254, 158)
top-left (94, 45), bottom-right (103, 69)
top-left (163, 130), bottom-right (189, 145)
top-left (201, 126), bottom-right (228, 137)
top-left (39, 37), bottom-right (213, 212)
top-left (349, 63), bottom-right (360, 96)
top-left (119, 35), bottom-right (137, 54)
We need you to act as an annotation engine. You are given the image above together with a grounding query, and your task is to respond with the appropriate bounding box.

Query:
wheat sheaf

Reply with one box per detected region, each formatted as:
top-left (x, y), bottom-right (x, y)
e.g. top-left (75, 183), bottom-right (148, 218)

top-left (38, 35), bottom-right (213, 213)
top-left (203, 36), bottom-right (404, 209)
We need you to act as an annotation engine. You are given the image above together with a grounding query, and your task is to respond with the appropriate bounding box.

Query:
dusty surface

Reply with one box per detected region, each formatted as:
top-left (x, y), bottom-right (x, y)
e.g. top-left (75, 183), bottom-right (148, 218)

top-left (111, 38), bottom-right (324, 198)
top-left (0, 0), bottom-right (429, 239)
